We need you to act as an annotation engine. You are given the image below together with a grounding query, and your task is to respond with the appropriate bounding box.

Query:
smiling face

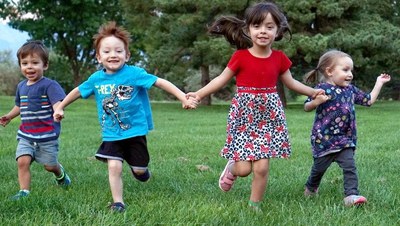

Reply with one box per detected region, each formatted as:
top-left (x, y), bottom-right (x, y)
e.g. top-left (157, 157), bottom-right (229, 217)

top-left (325, 56), bottom-right (354, 87)
top-left (248, 13), bottom-right (278, 49)
top-left (96, 36), bottom-right (130, 74)
top-left (19, 53), bottom-right (48, 84)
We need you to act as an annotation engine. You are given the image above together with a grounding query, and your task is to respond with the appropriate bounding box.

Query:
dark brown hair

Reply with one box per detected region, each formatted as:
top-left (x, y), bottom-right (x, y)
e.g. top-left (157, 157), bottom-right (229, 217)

top-left (208, 2), bottom-right (291, 49)
top-left (92, 21), bottom-right (131, 54)
top-left (17, 40), bottom-right (49, 66)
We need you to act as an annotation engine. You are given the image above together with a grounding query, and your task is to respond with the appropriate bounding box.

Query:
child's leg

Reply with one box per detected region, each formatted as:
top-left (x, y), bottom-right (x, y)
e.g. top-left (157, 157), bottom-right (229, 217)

top-left (336, 148), bottom-right (359, 196)
top-left (249, 159), bottom-right (269, 203)
top-left (44, 164), bottom-right (61, 175)
top-left (17, 155), bottom-right (32, 190)
top-left (305, 155), bottom-right (334, 191)
top-left (108, 159), bottom-right (124, 204)
top-left (231, 161), bottom-right (252, 177)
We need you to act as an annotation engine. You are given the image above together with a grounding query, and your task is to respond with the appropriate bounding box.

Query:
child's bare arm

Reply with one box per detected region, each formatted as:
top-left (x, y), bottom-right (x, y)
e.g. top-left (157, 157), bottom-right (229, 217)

top-left (304, 94), bottom-right (330, 112)
top-left (0, 106), bottom-right (20, 127)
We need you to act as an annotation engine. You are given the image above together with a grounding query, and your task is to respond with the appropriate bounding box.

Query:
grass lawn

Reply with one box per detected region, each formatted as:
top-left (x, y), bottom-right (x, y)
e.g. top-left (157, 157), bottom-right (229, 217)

top-left (0, 95), bottom-right (399, 225)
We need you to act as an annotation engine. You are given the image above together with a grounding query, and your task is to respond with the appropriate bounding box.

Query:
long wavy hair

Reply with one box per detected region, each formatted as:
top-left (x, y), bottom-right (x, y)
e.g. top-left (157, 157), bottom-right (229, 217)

top-left (208, 2), bottom-right (291, 49)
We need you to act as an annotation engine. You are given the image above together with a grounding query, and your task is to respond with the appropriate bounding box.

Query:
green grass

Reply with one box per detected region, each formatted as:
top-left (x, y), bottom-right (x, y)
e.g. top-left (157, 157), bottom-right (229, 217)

top-left (0, 95), bottom-right (399, 225)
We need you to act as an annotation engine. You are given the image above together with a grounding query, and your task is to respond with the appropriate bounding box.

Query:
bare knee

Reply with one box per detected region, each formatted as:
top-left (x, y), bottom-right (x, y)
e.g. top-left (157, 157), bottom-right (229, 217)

top-left (233, 161), bottom-right (252, 177)
top-left (252, 159), bottom-right (269, 178)
top-left (17, 155), bottom-right (32, 169)
top-left (108, 160), bottom-right (123, 175)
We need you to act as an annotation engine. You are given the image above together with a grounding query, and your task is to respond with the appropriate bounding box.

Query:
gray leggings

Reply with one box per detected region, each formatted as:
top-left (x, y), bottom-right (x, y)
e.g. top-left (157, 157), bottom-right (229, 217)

top-left (305, 147), bottom-right (359, 196)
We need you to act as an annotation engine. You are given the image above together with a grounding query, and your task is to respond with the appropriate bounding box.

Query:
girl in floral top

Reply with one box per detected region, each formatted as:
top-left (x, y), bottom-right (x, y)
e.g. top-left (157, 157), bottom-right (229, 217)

top-left (303, 49), bottom-right (391, 206)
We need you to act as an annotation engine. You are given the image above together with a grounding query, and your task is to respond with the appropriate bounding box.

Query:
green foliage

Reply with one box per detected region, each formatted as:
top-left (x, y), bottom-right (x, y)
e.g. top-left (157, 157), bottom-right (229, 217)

top-left (0, 0), bottom-right (125, 86)
top-left (0, 50), bottom-right (22, 95)
top-left (0, 96), bottom-right (399, 225)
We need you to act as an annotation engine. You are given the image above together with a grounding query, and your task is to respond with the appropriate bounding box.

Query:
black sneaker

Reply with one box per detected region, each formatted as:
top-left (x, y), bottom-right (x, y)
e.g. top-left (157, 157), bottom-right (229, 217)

top-left (109, 202), bottom-right (125, 212)
top-left (131, 168), bottom-right (151, 182)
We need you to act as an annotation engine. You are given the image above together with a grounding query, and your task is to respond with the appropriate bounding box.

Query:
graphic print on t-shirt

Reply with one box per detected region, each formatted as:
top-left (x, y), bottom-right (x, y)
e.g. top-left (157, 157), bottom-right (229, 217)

top-left (101, 85), bottom-right (134, 130)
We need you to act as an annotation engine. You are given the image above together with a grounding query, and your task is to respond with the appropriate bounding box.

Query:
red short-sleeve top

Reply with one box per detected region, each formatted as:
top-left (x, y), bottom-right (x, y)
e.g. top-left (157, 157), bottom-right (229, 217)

top-left (227, 49), bottom-right (292, 88)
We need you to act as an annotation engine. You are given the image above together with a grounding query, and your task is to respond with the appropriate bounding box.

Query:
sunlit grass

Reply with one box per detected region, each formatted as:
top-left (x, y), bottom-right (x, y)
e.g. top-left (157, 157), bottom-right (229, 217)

top-left (0, 95), bottom-right (399, 225)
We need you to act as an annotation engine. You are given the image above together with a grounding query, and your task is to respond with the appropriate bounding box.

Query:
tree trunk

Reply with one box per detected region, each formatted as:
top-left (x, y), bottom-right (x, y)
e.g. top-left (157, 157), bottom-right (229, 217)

top-left (200, 64), bottom-right (212, 105)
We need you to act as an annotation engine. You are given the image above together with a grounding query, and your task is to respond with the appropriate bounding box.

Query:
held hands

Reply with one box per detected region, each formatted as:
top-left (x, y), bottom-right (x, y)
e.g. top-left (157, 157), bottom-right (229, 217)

top-left (182, 95), bottom-right (199, 109)
top-left (0, 115), bottom-right (11, 127)
top-left (183, 92), bottom-right (201, 110)
top-left (314, 93), bottom-right (331, 105)
top-left (53, 109), bottom-right (65, 122)
top-left (311, 88), bottom-right (325, 99)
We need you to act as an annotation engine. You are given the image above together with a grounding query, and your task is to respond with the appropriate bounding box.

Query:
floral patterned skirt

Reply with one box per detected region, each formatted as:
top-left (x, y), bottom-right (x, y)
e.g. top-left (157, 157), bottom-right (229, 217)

top-left (220, 87), bottom-right (291, 161)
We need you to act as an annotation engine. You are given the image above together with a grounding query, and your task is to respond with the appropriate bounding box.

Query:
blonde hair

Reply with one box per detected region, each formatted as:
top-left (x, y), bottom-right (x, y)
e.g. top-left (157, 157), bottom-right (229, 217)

top-left (304, 50), bottom-right (351, 84)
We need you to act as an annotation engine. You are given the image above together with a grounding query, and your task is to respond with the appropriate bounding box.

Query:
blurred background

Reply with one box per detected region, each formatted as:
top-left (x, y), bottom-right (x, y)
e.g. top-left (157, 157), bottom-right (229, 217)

top-left (1, 0), bottom-right (399, 105)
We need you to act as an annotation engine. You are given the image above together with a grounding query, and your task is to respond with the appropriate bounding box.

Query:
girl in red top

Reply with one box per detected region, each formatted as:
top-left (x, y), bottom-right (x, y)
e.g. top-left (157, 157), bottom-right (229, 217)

top-left (187, 2), bottom-right (323, 211)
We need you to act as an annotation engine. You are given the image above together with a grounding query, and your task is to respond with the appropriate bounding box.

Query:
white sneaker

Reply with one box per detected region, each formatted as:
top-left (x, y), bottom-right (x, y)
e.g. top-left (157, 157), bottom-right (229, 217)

top-left (343, 195), bottom-right (367, 206)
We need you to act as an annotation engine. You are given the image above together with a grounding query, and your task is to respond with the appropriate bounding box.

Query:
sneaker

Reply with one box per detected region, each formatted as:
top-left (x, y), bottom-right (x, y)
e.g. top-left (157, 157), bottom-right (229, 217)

top-left (109, 202), bottom-right (125, 212)
top-left (131, 168), bottom-right (151, 182)
top-left (10, 190), bottom-right (30, 200)
top-left (304, 186), bottom-right (319, 197)
top-left (56, 164), bottom-right (71, 188)
top-left (343, 195), bottom-right (367, 206)
top-left (219, 160), bottom-right (237, 192)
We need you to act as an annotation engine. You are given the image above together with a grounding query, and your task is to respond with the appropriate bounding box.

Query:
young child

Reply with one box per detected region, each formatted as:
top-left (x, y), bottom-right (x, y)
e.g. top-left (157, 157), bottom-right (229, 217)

top-left (53, 21), bottom-right (197, 212)
top-left (187, 2), bottom-right (323, 211)
top-left (0, 40), bottom-right (71, 200)
top-left (303, 49), bottom-right (391, 206)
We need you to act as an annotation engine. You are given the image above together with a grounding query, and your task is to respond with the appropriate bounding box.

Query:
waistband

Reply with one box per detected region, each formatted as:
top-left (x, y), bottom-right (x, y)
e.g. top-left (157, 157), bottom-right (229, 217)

top-left (237, 86), bottom-right (277, 93)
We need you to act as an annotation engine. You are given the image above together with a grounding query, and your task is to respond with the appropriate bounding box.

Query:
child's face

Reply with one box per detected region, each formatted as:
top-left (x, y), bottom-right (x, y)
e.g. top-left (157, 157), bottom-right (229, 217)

top-left (326, 56), bottom-right (354, 87)
top-left (248, 13), bottom-right (278, 49)
top-left (19, 53), bottom-right (48, 84)
top-left (96, 36), bottom-right (130, 74)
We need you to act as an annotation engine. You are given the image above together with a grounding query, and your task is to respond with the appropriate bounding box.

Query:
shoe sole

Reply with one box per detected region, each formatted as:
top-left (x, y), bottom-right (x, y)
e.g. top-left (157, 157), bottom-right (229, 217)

top-left (219, 161), bottom-right (235, 192)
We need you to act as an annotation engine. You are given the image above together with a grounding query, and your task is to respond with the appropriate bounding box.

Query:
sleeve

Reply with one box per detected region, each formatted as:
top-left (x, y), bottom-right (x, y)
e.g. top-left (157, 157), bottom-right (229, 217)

top-left (78, 73), bottom-right (97, 99)
top-left (304, 84), bottom-right (321, 104)
top-left (130, 66), bottom-right (158, 89)
top-left (352, 85), bottom-right (372, 106)
top-left (279, 51), bottom-right (292, 74)
top-left (47, 80), bottom-right (66, 105)
top-left (227, 51), bottom-right (240, 73)
top-left (14, 83), bottom-right (22, 107)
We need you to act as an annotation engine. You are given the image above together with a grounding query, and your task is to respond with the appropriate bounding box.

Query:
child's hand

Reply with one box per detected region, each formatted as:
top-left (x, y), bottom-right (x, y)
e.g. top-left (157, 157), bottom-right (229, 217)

top-left (182, 96), bottom-right (199, 109)
top-left (0, 115), bottom-right (11, 127)
top-left (314, 93), bottom-right (330, 105)
top-left (53, 109), bottom-right (65, 122)
top-left (377, 73), bottom-right (391, 84)
top-left (311, 88), bottom-right (325, 99)
top-left (185, 92), bottom-right (201, 102)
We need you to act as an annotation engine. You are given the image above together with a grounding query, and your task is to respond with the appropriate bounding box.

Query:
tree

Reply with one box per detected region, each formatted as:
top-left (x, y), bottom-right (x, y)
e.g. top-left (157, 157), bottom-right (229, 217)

top-left (122, 0), bottom-right (399, 104)
top-left (121, 0), bottom-right (252, 105)
top-left (278, 0), bottom-right (400, 99)
top-left (0, 0), bottom-right (125, 88)
top-left (0, 50), bottom-right (21, 95)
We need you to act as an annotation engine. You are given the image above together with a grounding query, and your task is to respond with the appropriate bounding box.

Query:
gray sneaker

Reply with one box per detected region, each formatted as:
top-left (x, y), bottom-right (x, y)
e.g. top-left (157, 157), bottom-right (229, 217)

top-left (10, 190), bottom-right (29, 200)
top-left (343, 195), bottom-right (367, 206)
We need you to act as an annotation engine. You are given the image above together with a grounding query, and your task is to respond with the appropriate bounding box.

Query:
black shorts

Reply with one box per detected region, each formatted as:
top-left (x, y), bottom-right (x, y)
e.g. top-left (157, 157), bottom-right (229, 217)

top-left (95, 136), bottom-right (149, 167)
